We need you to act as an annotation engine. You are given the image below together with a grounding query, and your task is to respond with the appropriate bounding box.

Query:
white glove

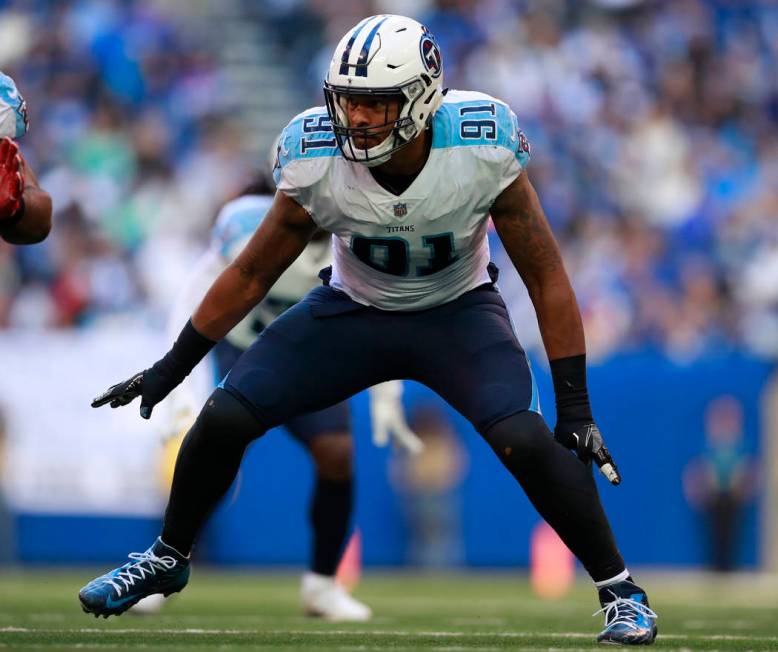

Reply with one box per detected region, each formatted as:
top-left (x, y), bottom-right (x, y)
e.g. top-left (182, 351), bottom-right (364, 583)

top-left (160, 384), bottom-right (200, 443)
top-left (369, 382), bottom-right (425, 455)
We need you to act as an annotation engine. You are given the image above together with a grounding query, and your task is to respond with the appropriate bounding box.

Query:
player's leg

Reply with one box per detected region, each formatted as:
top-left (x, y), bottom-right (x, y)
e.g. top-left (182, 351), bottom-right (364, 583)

top-left (486, 412), bottom-right (656, 644)
top-left (162, 288), bottom-right (389, 559)
top-left (408, 285), bottom-right (656, 644)
top-left (80, 287), bottom-right (390, 617)
top-left (285, 408), bottom-right (371, 621)
top-left (79, 386), bottom-right (254, 617)
top-left (130, 339), bottom-right (255, 616)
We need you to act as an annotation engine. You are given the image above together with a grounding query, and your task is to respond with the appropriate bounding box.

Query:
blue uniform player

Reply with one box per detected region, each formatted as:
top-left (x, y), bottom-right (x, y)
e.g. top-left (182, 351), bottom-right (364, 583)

top-left (0, 72), bottom-right (52, 244)
top-left (83, 15), bottom-right (658, 645)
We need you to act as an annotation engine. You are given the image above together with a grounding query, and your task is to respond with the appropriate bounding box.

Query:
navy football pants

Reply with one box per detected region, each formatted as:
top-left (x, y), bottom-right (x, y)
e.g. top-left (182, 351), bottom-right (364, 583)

top-left (165, 283), bottom-right (626, 581)
top-left (222, 283), bottom-right (539, 435)
top-left (213, 339), bottom-right (350, 442)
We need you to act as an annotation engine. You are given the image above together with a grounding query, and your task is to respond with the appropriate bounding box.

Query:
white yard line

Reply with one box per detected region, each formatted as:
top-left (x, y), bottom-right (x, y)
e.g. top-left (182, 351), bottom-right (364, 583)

top-left (1, 626), bottom-right (778, 643)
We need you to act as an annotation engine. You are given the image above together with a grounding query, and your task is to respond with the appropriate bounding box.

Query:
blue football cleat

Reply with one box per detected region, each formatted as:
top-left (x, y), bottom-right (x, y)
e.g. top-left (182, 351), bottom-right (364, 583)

top-left (79, 538), bottom-right (190, 618)
top-left (594, 580), bottom-right (658, 645)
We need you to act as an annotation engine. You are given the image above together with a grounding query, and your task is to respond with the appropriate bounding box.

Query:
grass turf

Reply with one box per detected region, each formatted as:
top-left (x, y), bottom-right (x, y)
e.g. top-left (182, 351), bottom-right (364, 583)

top-left (1, 569), bottom-right (777, 650)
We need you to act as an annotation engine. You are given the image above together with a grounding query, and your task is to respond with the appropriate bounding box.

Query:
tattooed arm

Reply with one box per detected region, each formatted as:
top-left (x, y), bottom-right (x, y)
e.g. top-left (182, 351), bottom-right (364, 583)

top-left (490, 172), bottom-right (585, 362)
top-left (192, 190), bottom-right (317, 339)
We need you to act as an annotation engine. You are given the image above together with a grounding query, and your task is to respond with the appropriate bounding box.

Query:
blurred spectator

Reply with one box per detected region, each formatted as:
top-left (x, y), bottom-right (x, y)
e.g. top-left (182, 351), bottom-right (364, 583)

top-left (683, 395), bottom-right (758, 571)
top-left (390, 405), bottom-right (467, 567)
top-left (0, 0), bottom-right (249, 329)
top-left (0, 0), bottom-right (776, 363)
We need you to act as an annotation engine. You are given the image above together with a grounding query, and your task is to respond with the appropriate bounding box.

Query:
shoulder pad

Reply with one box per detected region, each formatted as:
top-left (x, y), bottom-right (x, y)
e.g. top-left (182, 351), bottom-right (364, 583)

top-left (273, 107), bottom-right (337, 212)
top-left (211, 195), bottom-right (273, 259)
top-left (432, 89), bottom-right (530, 167)
top-left (0, 72), bottom-right (29, 139)
top-left (275, 107), bottom-right (339, 169)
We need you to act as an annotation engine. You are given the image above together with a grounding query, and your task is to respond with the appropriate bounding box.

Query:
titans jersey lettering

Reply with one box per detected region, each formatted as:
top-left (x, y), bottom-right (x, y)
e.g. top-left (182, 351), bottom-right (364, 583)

top-left (274, 89), bottom-right (530, 311)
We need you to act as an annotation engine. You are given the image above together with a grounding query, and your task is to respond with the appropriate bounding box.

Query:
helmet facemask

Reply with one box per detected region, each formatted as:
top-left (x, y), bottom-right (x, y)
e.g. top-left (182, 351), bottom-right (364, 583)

top-left (324, 78), bottom-right (429, 167)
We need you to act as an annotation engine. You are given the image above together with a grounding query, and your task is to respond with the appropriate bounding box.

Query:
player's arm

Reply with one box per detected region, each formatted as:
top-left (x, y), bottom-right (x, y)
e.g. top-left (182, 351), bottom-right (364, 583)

top-left (191, 191), bottom-right (315, 338)
top-left (491, 172), bottom-right (620, 484)
top-left (0, 138), bottom-right (52, 244)
top-left (92, 190), bottom-right (317, 418)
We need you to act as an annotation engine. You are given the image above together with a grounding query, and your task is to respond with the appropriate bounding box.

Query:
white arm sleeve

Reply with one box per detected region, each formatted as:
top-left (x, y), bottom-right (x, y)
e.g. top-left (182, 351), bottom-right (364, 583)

top-left (160, 247), bottom-right (226, 437)
top-left (167, 246), bottom-right (224, 340)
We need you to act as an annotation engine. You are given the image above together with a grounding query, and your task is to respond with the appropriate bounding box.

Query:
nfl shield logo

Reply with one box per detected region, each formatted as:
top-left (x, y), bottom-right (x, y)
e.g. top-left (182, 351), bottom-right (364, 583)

top-left (393, 203), bottom-right (407, 217)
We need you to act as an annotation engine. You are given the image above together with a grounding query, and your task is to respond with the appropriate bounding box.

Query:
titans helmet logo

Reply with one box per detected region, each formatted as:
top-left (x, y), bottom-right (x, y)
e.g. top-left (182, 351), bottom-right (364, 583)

top-left (419, 35), bottom-right (442, 79)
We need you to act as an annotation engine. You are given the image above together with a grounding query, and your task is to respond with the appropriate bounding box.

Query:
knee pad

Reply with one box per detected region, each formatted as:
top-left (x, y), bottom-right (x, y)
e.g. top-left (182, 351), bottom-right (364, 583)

top-left (192, 388), bottom-right (266, 448)
top-left (483, 409), bottom-right (553, 465)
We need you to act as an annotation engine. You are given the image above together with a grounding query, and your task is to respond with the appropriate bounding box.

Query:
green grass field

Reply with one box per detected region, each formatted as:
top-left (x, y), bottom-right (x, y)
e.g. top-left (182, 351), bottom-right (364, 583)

top-left (1, 569), bottom-right (777, 650)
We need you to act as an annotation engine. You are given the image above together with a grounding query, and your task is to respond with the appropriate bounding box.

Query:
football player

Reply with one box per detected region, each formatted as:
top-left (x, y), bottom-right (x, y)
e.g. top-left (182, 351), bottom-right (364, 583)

top-left (0, 72), bottom-right (52, 244)
top-left (82, 16), bottom-right (657, 645)
top-left (132, 172), bottom-right (421, 620)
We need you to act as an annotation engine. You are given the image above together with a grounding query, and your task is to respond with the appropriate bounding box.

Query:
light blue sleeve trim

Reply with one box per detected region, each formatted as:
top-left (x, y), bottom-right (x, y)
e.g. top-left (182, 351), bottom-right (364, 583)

top-left (275, 109), bottom-right (339, 177)
top-left (432, 98), bottom-right (530, 169)
top-left (0, 72), bottom-right (28, 138)
top-left (211, 199), bottom-right (272, 258)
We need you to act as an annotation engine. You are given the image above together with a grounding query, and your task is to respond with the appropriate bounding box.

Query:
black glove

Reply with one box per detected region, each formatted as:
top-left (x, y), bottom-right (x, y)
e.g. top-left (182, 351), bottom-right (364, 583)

top-left (550, 354), bottom-right (621, 486)
top-left (91, 366), bottom-right (179, 419)
top-left (554, 421), bottom-right (621, 485)
top-left (91, 319), bottom-right (216, 419)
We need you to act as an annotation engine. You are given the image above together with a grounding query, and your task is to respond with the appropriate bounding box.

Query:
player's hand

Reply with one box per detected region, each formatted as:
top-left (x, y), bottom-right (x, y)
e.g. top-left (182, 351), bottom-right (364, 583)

top-left (554, 422), bottom-right (621, 485)
top-left (372, 403), bottom-right (425, 455)
top-left (91, 365), bottom-right (179, 420)
top-left (370, 383), bottom-right (425, 455)
top-left (0, 137), bottom-right (24, 219)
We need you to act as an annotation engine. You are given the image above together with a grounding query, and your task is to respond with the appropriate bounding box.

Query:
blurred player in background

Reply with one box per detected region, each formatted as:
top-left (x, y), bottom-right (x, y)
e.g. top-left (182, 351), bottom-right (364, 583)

top-left (132, 164), bottom-right (422, 621)
top-left (0, 72), bottom-right (51, 244)
top-left (683, 395), bottom-right (758, 572)
top-left (83, 15), bottom-right (657, 645)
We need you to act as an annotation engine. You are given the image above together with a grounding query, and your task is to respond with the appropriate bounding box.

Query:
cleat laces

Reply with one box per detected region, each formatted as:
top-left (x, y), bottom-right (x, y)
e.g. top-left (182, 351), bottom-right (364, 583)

top-left (104, 550), bottom-right (179, 597)
top-left (593, 593), bottom-right (658, 632)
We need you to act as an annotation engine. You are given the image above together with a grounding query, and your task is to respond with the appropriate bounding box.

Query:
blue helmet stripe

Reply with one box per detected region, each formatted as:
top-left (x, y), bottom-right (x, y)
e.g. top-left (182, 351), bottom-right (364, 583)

top-left (339, 16), bottom-right (373, 75)
top-left (355, 15), bottom-right (389, 77)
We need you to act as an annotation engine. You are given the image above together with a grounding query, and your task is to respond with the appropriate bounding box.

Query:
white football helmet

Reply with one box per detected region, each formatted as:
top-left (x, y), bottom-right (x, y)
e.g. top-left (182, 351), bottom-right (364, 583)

top-left (323, 15), bottom-right (444, 167)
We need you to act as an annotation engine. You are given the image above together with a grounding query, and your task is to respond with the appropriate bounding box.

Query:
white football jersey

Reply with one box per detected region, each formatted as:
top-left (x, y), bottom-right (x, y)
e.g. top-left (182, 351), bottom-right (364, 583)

top-left (274, 89), bottom-right (530, 311)
top-left (172, 194), bottom-right (331, 350)
top-left (165, 196), bottom-right (410, 442)
top-left (0, 72), bottom-right (28, 140)
top-left (212, 194), bottom-right (331, 347)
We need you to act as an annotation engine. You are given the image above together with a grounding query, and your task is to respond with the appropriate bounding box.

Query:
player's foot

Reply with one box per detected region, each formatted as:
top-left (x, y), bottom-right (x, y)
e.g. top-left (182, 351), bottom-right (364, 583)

top-left (130, 593), bottom-right (167, 615)
top-left (594, 580), bottom-right (657, 645)
top-left (301, 572), bottom-right (372, 622)
top-left (78, 538), bottom-right (189, 618)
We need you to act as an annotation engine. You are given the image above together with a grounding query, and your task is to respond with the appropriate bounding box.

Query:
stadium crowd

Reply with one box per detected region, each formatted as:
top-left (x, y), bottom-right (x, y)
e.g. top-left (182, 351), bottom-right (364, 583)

top-left (0, 0), bottom-right (251, 328)
top-left (0, 0), bottom-right (776, 363)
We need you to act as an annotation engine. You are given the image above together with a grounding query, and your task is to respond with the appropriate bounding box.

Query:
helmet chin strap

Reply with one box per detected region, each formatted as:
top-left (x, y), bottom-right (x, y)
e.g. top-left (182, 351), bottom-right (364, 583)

top-left (361, 151), bottom-right (393, 168)
top-left (351, 128), bottom-right (416, 167)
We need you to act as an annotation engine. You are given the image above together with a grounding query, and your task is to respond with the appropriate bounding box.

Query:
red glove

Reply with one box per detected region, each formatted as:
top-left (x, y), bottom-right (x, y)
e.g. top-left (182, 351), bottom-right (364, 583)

top-left (0, 137), bottom-right (25, 220)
